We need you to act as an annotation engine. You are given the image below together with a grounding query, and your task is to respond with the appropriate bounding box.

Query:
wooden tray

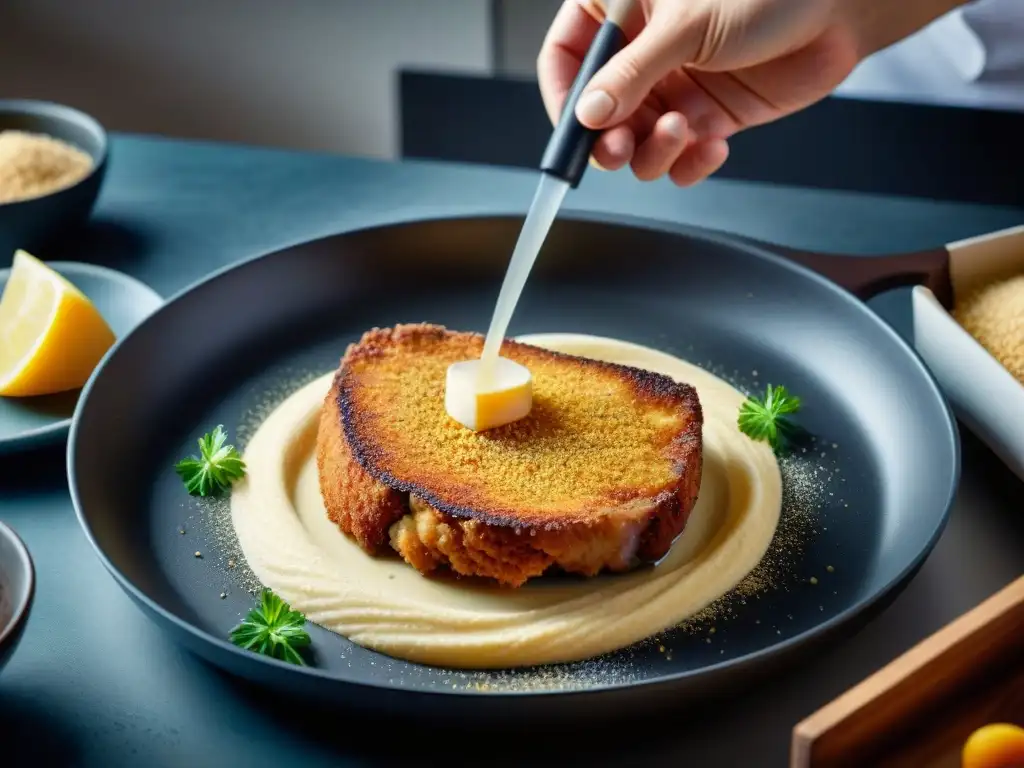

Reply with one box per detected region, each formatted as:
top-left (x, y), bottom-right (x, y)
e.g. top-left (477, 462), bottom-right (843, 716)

top-left (791, 575), bottom-right (1024, 767)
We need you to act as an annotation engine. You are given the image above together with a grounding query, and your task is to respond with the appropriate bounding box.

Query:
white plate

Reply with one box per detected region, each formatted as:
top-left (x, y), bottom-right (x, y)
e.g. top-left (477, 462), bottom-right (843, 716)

top-left (912, 225), bottom-right (1024, 481)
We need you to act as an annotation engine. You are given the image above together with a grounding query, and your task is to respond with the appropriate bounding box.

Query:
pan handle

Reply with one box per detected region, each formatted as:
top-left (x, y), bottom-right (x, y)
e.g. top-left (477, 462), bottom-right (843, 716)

top-left (750, 240), bottom-right (954, 309)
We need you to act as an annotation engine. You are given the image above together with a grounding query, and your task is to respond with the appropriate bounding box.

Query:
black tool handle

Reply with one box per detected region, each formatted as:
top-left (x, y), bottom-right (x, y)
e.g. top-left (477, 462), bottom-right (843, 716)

top-left (539, 12), bottom-right (631, 188)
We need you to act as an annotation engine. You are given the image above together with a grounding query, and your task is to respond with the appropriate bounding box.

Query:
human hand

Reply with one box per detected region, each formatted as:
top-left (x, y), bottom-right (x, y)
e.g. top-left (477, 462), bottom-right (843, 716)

top-left (538, 0), bottom-right (966, 186)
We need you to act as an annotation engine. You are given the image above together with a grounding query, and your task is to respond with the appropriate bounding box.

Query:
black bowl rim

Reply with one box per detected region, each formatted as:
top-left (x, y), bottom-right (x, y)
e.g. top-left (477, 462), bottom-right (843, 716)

top-left (0, 519), bottom-right (35, 652)
top-left (67, 210), bottom-right (961, 699)
top-left (0, 98), bottom-right (109, 209)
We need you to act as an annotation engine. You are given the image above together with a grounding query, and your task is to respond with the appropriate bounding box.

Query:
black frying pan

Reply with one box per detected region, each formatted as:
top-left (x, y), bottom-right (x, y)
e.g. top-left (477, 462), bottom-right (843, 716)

top-left (67, 212), bottom-right (958, 722)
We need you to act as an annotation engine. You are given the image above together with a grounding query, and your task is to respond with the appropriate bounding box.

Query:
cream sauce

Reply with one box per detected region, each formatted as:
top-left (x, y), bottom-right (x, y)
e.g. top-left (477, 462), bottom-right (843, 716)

top-left (230, 334), bottom-right (782, 669)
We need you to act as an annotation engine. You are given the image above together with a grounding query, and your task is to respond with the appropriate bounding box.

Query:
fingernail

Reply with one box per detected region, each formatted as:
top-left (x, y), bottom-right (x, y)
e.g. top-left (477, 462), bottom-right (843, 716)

top-left (589, 156), bottom-right (607, 171)
top-left (576, 90), bottom-right (615, 125)
top-left (663, 113), bottom-right (686, 140)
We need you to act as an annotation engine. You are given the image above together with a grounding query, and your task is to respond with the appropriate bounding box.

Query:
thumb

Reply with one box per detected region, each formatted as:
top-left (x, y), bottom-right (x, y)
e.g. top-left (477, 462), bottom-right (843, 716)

top-left (575, 12), bottom-right (697, 129)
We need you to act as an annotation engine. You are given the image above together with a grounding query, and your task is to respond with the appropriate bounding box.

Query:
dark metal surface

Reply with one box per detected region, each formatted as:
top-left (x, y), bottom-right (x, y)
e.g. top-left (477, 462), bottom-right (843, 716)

top-left (0, 135), bottom-right (1021, 766)
top-left (400, 71), bottom-right (1024, 207)
top-left (68, 212), bottom-right (958, 720)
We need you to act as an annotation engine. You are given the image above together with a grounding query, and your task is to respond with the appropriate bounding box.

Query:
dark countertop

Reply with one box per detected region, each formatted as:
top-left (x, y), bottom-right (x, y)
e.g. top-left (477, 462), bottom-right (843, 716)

top-left (1, 134), bottom-right (1022, 767)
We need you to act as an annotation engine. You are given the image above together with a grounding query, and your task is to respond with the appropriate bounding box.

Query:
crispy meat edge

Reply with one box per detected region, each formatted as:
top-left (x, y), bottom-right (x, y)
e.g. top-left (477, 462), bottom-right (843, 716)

top-left (330, 323), bottom-right (704, 554)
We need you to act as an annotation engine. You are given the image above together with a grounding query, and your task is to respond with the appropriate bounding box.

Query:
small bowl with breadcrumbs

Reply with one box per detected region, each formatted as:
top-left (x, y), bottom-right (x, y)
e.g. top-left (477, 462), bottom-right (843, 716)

top-left (913, 224), bottom-right (1024, 482)
top-left (0, 99), bottom-right (108, 258)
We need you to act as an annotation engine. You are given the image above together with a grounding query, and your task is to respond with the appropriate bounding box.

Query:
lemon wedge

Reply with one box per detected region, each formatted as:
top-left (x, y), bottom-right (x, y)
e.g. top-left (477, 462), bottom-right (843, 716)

top-left (0, 250), bottom-right (116, 397)
top-left (445, 357), bottom-right (533, 431)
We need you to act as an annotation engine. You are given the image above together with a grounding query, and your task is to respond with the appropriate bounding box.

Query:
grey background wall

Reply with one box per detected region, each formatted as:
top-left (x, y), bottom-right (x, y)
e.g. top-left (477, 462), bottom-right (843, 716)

top-left (3, 1), bottom-right (1018, 159)
top-left (494, 0), bottom-right (562, 77)
top-left (0, 0), bottom-right (496, 158)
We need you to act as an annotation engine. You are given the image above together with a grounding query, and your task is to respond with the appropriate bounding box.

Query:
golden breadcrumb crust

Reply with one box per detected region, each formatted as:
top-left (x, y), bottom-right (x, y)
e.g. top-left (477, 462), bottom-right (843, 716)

top-left (316, 324), bottom-right (703, 586)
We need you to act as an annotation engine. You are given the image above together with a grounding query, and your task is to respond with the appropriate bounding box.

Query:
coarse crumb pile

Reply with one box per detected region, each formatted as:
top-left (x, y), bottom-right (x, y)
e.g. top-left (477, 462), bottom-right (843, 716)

top-left (0, 130), bottom-right (94, 204)
top-left (955, 274), bottom-right (1024, 384)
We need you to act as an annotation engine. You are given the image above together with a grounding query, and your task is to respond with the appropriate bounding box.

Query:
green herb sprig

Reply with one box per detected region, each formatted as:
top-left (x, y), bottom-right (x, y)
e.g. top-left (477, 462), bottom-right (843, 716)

top-left (737, 384), bottom-right (802, 452)
top-left (174, 425), bottom-right (246, 496)
top-left (230, 589), bottom-right (311, 666)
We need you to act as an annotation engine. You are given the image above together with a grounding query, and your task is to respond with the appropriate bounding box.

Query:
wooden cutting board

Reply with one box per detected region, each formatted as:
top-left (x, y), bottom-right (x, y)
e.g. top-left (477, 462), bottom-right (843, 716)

top-left (791, 575), bottom-right (1024, 767)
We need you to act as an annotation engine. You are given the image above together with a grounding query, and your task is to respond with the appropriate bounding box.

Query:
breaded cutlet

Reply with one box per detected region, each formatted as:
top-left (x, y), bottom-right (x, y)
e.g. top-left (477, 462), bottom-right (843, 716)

top-left (316, 323), bottom-right (703, 587)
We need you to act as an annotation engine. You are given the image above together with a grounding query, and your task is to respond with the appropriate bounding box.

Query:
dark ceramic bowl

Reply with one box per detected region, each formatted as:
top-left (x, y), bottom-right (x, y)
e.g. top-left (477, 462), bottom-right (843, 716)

top-left (0, 520), bottom-right (34, 674)
top-left (0, 99), bottom-right (109, 261)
